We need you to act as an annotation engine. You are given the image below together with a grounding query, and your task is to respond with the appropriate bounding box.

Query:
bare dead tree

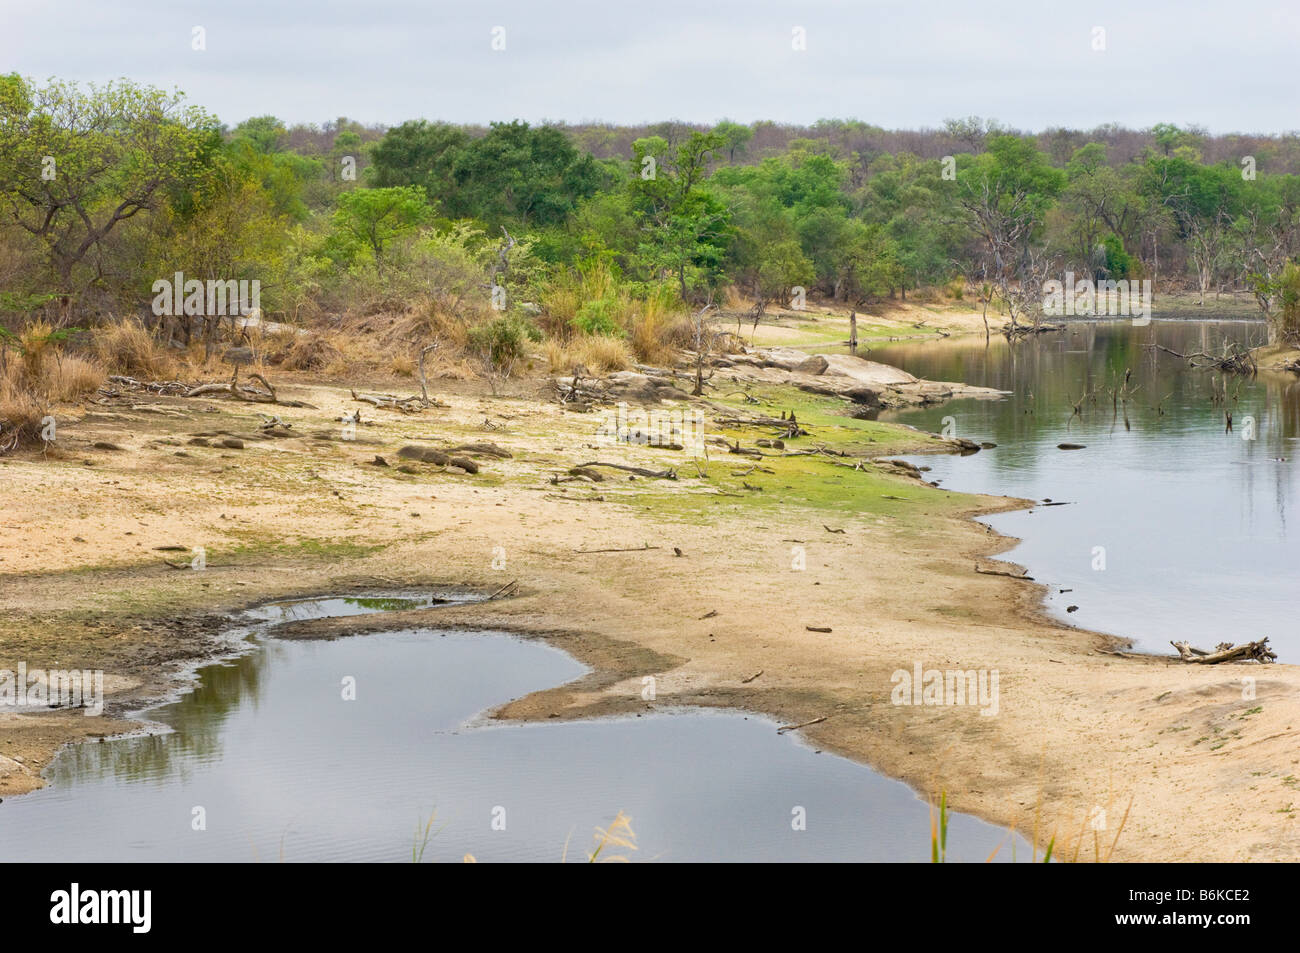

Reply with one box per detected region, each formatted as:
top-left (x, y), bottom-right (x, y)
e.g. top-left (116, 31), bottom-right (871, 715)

top-left (480, 340), bottom-right (517, 398)
top-left (1239, 206), bottom-right (1300, 342)
top-left (981, 244), bottom-right (1057, 337)
top-left (690, 297), bottom-right (716, 397)
top-left (417, 339), bottom-right (441, 406)
top-left (489, 226), bottom-right (516, 290)
top-left (1183, 210), bottom-right (1229, 306)
top-left (953, 174), bottom-right (1060, 336)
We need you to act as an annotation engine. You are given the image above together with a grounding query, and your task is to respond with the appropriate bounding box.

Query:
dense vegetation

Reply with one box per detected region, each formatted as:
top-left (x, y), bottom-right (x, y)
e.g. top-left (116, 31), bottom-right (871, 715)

top-left (4, 73), bottom-right (1300, 420)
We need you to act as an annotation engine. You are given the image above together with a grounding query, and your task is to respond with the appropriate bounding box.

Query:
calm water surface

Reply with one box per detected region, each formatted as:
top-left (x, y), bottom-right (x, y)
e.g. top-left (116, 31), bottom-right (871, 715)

top-left (872, 319), bottom-right (1298, 659)
top-left (2, 599), bottom-right (1029, 862)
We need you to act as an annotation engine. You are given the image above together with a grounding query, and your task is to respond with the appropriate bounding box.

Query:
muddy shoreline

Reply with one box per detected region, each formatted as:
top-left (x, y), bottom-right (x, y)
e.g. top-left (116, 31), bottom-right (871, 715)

top-left (0, 490), bottom-right (1126, 846)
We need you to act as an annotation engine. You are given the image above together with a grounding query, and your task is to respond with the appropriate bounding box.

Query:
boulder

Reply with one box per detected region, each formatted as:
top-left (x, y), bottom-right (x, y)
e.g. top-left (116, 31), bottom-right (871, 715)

top-left (794, 355), bottom-right (830, 375)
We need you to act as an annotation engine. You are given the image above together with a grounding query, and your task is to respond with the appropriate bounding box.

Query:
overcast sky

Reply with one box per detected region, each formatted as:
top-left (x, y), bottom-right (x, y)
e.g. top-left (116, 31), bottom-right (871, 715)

top-left (3, 0), bottom-right (1297, 133)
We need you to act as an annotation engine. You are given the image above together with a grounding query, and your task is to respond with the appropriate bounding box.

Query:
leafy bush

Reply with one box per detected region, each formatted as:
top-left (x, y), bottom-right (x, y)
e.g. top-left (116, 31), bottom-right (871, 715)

top-left (467, 314), bottom-right (540, 366)
top-left (573, 298), bottom-right (624, 337)
top-left (1101, 235), bottom-right (1132, 280)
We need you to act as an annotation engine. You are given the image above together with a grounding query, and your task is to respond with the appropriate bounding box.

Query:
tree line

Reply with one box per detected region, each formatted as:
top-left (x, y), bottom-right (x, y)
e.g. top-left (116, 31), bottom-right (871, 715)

top-left (3, 75), bottom-right (1300, 347)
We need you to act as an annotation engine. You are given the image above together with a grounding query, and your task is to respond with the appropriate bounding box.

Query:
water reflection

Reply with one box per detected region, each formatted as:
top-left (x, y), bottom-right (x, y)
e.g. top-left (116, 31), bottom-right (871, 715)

top-left (244, 594), bottom-right (458, 624)
top-left (52, 648), bottom-right (268, 789)
top-left (2, 602), bottom-right (1032, 862)
top-left (55, 595), bottom-right (464, 788)
top-left (872, 319), bottom-right (1299, 658)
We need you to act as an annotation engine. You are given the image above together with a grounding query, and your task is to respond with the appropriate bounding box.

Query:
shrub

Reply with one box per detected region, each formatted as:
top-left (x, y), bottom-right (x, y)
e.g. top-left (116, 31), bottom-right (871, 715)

top-left (0, 330), bottom-right (102, 451)
top-left (1279, 262), bottom-right (1300, 343)
top-left (573, 298), bottom-right (624, 337)
top-left (1102, 235), bottom-right (1132, 280)
top-left (467, 314), bottom-right (540, 367)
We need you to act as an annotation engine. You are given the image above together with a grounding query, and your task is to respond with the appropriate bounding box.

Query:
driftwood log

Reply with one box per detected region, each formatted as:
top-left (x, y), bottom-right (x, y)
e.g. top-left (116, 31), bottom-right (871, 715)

top-left (395, 445), bottom-right (478, 473)
top-left (185, 373), bottom-right (276, 401)
top-left (975, 563), bottom-right (1033, 580)
top-left (445, 442), bottom-right (512, 458)
top-left (1170, 638), bottom-right (1277, 664)
top-left (177, 374), bottom-right (311, 407)
top-left (1143, 342), bottom-right (1257, 375)
top-left (103, 375), bottom-right (190, 396)
top-left (575, 461), bottom-right (677, 479)
top-left (351, 389), bottom-right (444, 412)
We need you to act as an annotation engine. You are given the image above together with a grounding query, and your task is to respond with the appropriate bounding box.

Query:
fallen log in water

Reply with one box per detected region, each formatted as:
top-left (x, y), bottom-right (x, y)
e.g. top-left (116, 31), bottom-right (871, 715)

top-left (1143, 342), bottom-right (1257, 375)
top-left (1003, 322), bottom-right (1065, 338)
top-left (1169, 638), bottom-right (1277, 664)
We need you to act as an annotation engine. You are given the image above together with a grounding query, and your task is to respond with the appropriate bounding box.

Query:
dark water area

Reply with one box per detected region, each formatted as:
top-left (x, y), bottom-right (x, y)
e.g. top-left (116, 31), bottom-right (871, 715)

top-left (871, 319), bottom-right (1298, 659)
top-left (1, 599), bottom-right (1031, 862)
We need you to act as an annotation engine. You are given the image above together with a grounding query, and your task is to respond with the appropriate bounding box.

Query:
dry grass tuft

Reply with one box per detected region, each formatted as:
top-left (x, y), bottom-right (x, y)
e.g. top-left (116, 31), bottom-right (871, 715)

top-left (0, 378), bottom-right (47, 450)
top-left (544, 335), bottom-right (633, 374)
top-left (93, 319), bottom-right (176, 379)
top-left (0, 329), bottom-right (103, 451)
top-left (586, 811), bottom-right (638, 863)
top-left (271, 331), bottom-right (344, 372)
top-left (44, 353), bottom-right (104, 402)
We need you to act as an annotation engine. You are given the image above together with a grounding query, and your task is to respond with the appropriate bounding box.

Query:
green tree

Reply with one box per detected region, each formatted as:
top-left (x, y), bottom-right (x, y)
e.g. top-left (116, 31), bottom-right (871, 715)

top-left (329, 186), bottom-right (432, 275)
top-left (1139, 156), bottom-right (1245, 302)
top-left (714, 120), bottom-right (754, 164)
top-left (798, 208), bottom-right (900, 300)
top-left (367, 120), bottom-right (468, 198)
top-left (629, 131), bottom-right (732, 298)
top-left (223, 138), bottom-right (321, 221)
top-left (0, 74), bottom-right (216, 287)
top-left (858, 153), bottom-right (961, 291)
top-left (230, 115), bottom-right (288, 154)
top-left (448, 121), bottom-right (600, 226)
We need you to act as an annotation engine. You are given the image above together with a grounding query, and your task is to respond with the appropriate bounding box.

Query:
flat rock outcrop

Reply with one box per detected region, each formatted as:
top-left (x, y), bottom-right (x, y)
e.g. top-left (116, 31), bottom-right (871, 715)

top-left (713, 347), bottom-right (1007, 408)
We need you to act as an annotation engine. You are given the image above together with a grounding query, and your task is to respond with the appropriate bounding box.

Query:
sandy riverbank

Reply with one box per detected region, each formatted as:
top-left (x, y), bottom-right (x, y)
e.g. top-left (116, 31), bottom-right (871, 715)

top-left (2, 338), bottom-right (1298, 862)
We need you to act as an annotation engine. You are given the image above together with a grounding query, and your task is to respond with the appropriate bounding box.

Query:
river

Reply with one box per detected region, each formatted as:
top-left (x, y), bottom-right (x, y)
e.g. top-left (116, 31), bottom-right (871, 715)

top-left (872, 318), bottom-right (1296, 660)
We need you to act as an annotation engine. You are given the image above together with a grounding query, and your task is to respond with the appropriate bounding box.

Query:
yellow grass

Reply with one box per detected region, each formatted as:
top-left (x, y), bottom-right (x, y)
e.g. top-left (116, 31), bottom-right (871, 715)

top-left (0, 334), bottom-right (101, 449)
top-left (19, 320), bottom-right (55, 381)
top-left (628, 292), bottom-right (689, 365)
top-left (44, 353), bottom-right (104, 402)
top-left (93, 319), bottom-right (176, 379)
top-left (544, 335), bottom-right (633, 374)
top-left (0, 376), bottom-right (45, 447)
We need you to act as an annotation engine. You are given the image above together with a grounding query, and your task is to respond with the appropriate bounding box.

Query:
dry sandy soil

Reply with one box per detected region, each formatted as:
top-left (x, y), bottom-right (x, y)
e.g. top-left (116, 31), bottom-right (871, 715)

top-left (2, 318), bottom-right (1298, 862)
